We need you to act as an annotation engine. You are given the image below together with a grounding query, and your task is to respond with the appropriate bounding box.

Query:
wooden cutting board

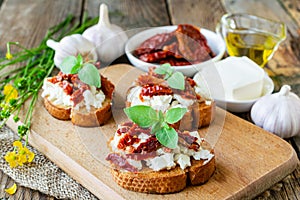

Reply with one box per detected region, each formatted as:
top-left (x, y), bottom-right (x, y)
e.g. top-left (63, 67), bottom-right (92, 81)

top-left (6, 64), bottom-right (298, 200)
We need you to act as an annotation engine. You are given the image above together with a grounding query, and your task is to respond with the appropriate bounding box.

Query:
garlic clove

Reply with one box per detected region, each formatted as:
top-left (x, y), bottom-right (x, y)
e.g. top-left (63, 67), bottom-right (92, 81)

top-left (82, 3), bottom-right (128, 63)
top-left (46, 34), bottom-right (98, 68)
top-left (251, 84), bottom-right (300, 138)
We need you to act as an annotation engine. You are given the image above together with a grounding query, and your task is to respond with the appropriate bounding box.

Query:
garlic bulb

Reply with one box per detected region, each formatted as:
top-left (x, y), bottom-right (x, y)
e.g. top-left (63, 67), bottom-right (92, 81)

top-left (47, 34), bottom-right (98, 68)
top-left (251, 85), bottom-right (300, 138)
top-left (82, 3), bottom-right (128, 63)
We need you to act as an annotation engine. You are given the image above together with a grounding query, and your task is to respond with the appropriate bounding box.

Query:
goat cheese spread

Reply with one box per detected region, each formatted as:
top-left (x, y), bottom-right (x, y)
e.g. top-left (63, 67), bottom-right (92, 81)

top-left (107, 122), bottom-right (214, 172)
top-left (41, 73), bottom-right (105, 111)
top-left (127, 86), bottom-right (195, 113)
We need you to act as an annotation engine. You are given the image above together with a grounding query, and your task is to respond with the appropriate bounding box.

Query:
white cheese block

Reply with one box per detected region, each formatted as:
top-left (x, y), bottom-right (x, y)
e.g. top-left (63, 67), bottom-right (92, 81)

top-left (216, 56), bottom-right (264, 100)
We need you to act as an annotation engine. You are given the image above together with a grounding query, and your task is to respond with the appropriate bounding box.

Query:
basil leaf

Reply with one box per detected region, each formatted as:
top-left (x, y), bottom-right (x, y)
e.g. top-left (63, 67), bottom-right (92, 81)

top-left (60, 56), bottom-right (77, 74)
top-left (165, 65), bottom-right (174, 78)
top-left (166, 107), bottom-right (187, 124)
top-left (156, 126), bottom-right (178, 149)
top-left (158, 110), bottom-right (164, 122)
top-left (78, 63), bottom-right (101, 88)
top-left (154, 63), bottom-right (172, 75)
top-left (167, 72), bottom-right (185, 90)
top-left (77, 54), bottom-right (83, 66)
top-left (124, 105), bottom-right (158, 128)
top-left (151, 121), bottom-right (161, 134)
top-left (70, 63), bottom-right (81, 74)
top-left (70, 54), bottom-right (84, 74)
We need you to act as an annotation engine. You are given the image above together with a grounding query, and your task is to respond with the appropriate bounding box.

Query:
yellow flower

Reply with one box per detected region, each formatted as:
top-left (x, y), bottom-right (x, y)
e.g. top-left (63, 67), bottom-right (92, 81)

top-left (4, 151), bottom-right (18, 168)
top-left (3, 84), bottom-right (18, 103)
top-left (4, 141), bottom-right (35, 168)
top-left (25, 147), bottom-right (35, 162)
top-left (13, 140), bottom-right (23, 148)
top-left (5, 52), bottom-right (13, 60)
top-left (17, 149), bottom-right (27, 166)
top-left (5, 183), bottom-right (17, 195)
top-left (13, 140), bottom-right (35, 163)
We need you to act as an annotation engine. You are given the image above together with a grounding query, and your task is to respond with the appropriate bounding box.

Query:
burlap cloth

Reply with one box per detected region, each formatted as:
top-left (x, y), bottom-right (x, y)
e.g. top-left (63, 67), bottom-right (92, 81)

top-left (0, 125), bottom-right (98, 200)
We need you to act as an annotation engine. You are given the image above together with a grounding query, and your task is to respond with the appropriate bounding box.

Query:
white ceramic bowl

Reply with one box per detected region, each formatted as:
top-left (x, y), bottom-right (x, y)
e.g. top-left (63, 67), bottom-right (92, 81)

top-left (125, 25), bottom-right (226, 77)
top-left (215, 75), bottom-right (274, 112)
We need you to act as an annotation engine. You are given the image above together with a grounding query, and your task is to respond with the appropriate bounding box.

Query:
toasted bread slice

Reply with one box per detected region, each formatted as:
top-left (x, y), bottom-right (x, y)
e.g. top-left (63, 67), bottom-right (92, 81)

top-left (71, 98), bottom-right (112, 127)
top-left (43, 75), bottom-right (114, 127)
top-left (110, 156), bottom-right (215, 194)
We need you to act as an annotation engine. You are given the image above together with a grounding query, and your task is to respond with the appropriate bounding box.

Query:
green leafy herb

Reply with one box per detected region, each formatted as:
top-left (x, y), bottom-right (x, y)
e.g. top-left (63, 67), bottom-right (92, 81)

top-left (156, 126), bottom-right (178, 149)
top-left (154, 63), bottom-right (173, 79)
top-left (167, 71), bottom-right (185, 90)
top-left (60, 55), bottom-right (101, 88)
top-left (78, 63), bottom-right (101, 88)
top-left (60, 56), bottom-right (78, 74)
top-left (124, 105), bottom-right (187, 149)
top-left (165, 107), bottom-right (187, 124)
top-left (154, 63), bottom-right (185, 90)
top-left (124, 105), bottom-right (158, 128)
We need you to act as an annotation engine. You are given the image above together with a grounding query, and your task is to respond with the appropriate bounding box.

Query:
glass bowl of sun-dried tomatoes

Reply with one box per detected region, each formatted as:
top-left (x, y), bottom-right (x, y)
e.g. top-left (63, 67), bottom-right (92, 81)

top-left (125, 24), bottom-right (225, 77)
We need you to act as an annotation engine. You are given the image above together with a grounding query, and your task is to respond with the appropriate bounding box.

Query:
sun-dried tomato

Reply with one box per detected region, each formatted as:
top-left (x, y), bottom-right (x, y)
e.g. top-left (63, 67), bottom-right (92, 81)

top-left (138, 51), bottom-right (173, 63)
top-left (135, 32), bottom-right (176, 56)
top-left (117, 133), bottom-right (141, 150)
top-left (134, 24), bottom-right (215, 66)
top-left (176, 24), bottom-right (213, 62)
top-left (187, 77), bottom-right (196, 87)
top-left (140, 84), bottom-right (173, 101)
top-left (61, 80), bottom-right (73, 95)
top-left (158, 57), bottom-right (192, 66)
top-left (134, 136), bottom-right (160, 153)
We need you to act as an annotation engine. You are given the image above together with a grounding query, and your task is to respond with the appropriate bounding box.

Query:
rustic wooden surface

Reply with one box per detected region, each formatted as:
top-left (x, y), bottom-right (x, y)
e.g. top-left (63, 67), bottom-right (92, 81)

top-left (0, 0), bottom-right (299, 199)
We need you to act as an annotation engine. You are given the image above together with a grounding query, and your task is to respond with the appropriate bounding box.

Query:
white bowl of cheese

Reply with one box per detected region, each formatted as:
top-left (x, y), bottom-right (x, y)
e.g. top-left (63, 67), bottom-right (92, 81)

top-left (193, 56), bottom-right (274, 112)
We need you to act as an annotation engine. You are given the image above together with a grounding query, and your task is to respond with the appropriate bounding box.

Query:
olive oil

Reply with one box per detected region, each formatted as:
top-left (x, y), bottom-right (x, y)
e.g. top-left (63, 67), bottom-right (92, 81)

top-left (225, 31), bottom-right (281, 67)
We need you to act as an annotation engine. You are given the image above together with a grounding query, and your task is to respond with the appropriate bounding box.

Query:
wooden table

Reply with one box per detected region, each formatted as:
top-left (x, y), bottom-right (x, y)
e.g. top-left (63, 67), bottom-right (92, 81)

top-left (0, 0), bottom-right (299, 199)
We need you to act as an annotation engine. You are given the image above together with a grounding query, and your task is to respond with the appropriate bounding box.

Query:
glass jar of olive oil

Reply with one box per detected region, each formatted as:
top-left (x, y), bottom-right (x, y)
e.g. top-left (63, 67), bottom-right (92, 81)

top-left (217, 13), bottom-right (286, 67)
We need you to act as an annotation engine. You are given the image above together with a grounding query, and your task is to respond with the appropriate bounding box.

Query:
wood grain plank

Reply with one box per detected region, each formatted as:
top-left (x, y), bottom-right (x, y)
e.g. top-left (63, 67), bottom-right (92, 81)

top-left (280, 0), bottom-right (300, 26)
top-left (85, 0), bottom-right (170, 29)
top-left (0, 0), bottom-right (82, 50)
top-left (167, 0), bottom-right (226, 30)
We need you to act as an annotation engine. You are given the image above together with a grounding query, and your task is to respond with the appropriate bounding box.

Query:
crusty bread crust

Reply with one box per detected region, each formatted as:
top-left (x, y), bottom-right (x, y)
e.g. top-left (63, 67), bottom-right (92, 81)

top-left (197, 100), bottom-right (216, 127)
top-left (110, 156), bottom-right (215, 194)
top-left (44, 98), bottom-right (71, 120)
top-left (189, 156), bottom-right (215, 185)
top-left (44, 96), bottom-right (112, 127)
top-left (71, 98), bottom-right (112, 127)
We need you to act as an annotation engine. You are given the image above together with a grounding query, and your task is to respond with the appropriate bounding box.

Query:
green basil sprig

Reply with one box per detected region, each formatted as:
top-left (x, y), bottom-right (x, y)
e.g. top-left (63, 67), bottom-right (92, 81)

top-left (124, 105), bottom-right (187, 149)
top-left (60, 54), bottom-right (101, 88)
top-left (154, 63), bottom-right (185, 90)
